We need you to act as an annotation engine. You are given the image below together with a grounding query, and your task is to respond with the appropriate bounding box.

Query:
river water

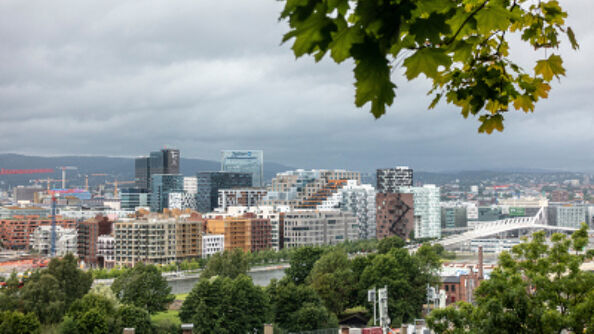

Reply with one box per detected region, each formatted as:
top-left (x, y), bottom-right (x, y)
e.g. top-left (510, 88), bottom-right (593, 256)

top-left (167, 267), bottom-right (286, 294)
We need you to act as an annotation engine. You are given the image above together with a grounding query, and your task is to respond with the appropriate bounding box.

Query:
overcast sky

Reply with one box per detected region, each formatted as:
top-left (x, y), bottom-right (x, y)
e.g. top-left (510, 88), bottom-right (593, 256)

top-left (0, 1), bottom-right (592, 172)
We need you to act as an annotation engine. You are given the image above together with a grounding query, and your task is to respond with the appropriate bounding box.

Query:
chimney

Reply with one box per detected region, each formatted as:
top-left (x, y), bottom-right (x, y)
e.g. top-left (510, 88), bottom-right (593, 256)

top-left (181, 324), bottom-right (194, 334)
top-left (478, 245), bottom-right (484, 280)
top-left (264, 324), bottom-right (273, 334)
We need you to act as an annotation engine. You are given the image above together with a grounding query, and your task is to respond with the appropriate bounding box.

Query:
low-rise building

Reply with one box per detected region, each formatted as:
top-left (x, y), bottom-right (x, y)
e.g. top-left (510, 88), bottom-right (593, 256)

top-left (202, 234), bottom-right (224, 257)
top-left (114, 217), bottom-right (177, 266)
top-left (0, 216), bottom-right (76, 250)
top-left (206, 213), bottom-right (272, 252)
top-left (283, 210), bottom-right (358, 248)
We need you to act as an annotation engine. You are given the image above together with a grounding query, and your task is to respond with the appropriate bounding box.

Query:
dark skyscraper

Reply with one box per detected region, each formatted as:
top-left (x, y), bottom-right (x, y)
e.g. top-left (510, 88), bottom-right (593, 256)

top-left (134, 157), bottom-right (150, 190)
top-left (196, 171), bottom-right (252, 213)
top-left (376, 166), bottom-right (413, 192)
top-left (134, 148), bottom-right (181, 192)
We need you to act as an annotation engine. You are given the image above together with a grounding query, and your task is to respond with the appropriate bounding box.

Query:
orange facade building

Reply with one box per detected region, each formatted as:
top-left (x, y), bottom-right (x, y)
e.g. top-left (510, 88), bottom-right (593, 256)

top-left (0, 215), bottom-right (76, 250)
top-left (206, 213), bottom-right (271, 252)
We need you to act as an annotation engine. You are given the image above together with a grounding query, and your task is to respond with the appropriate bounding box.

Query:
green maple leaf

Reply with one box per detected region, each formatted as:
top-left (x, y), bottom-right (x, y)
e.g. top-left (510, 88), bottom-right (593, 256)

top-left (410, 13), bottom-right (451, 44)
top-left (329, 26), bottom-right (364, 63)
top-left (534, 54), bottom-right (565, 81)
top-left (403, 48), bottom-right (452, 80)
top-left (353, 46), bottom-right (396, 118)
top-left (282, 11), bottom-right (333, 58)
top-left (475, 5), bottom-right (512, 34)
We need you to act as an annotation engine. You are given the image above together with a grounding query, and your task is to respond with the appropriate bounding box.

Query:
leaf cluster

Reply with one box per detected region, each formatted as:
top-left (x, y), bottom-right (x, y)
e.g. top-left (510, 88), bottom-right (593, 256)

top-left (280, 0), bottom-right (577, 133)
top-left (427, 223), bottom-right (594, 334)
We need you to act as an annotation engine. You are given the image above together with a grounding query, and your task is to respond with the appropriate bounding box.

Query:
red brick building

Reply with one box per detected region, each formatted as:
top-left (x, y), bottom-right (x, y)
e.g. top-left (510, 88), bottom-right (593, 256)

top-left (376, 193), bottom-right (414, 240)
top-left (0, 215), bottom-right (76, 250)
top-left (77, 215), bottom-right (113, 266)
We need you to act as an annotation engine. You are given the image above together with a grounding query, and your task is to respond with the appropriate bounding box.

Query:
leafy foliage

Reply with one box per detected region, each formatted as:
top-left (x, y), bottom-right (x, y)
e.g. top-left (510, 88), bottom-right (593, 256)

top-left (377, 235), bottom-right (405, 254)
top-left (21, 273), bottom-right (66, 324)
top-left (280, 0), bottom-right (577, 133)
top-left (285, 246), bottom-right (326, 285)
top-left (201, 248), bottom-right (250, 280)
top-left (114, 305), bottom-right (153, 334)
top-left (47, 253), bottom-right (93, 308)
top-left (358, 248), bottom-right (438, 327)
top-left (0, 311), bottom-right (41, 334)
top-left (111, 263), bottom-right (175, 314)
top-left (427, 223), bottom-right (594, 334)
top-left (180, 275), bottom-right (269, 333)
top-left (307, 249), bottom-right (356, 315)
top-left (267, 278), bottom-right (337, 332)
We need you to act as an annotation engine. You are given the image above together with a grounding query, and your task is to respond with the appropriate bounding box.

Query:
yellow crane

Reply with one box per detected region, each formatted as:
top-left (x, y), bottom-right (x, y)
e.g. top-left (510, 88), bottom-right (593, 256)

top-left (105, 180), bottom-right (135, 197)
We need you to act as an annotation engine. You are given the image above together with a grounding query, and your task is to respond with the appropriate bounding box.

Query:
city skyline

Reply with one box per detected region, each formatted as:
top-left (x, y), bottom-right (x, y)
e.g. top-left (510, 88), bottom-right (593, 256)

top-left (0, 1), bottom-right (592, 172)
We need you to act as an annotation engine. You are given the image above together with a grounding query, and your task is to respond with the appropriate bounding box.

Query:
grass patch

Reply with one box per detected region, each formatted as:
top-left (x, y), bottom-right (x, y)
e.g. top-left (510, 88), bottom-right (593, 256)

top-left (152, 310), bottom-right (181, 326)
top-left (175, 293), bottom-right (189, 301)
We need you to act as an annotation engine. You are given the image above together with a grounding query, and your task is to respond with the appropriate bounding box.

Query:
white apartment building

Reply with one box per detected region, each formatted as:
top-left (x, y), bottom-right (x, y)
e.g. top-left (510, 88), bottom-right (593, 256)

top-left (168, 192), bottom-right (198, 210)
top-left (183, 176), bottom-right (198, 194)
top-left (202, 234), bottom-right (224, 257)
top-left (30, 226), bottom-right (77, 256)
top-left (97, 235), bottom-right (115, 268)
top-left (400, 185), bottom-right (441, 239)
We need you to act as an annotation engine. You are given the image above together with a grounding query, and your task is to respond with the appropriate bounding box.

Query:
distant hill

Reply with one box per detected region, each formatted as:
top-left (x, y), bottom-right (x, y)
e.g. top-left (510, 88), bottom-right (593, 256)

top-left (0, 153), bottom-right (293, 189)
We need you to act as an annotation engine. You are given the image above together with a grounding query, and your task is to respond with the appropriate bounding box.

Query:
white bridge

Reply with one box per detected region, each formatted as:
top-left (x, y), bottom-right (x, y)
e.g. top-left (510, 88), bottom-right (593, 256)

top-left (435, 207), bottom-right (592, 247)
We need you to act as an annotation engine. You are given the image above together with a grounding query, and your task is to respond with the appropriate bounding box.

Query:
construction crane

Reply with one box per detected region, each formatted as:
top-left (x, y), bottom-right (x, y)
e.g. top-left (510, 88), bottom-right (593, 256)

top-left (31, 178), bottom-right (62, 191)
top-left (84, 173), bottom-right (108, 191)
top-left (58, 166), bottom-right (77, 189)
top-left (105, 180), bottom-right (135, 197)
top-left (0, 168), bottom-right (54, 175)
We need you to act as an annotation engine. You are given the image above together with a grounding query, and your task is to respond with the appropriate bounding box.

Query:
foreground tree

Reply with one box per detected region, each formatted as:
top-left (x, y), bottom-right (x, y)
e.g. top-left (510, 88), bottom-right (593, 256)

top-left (111, 263), bottom-right (174, 314)
top-left (285, 246), bottom-right (326, 285)
top-left (47, 253), bottom-right (93, 308)
top-left (358, 247), bottom-right (437, 327)
top-left (428, 224), bottom-right (594, 334)
top-left (201, 248), bottom-right (250, 279)
top-left (280, 0), bottom-right (578, 133)
top-left (180, 275), bottom-right (269, 333)
top-left (267, 278), bottom-right (338, 332)
top-left (307, 249), bottom-right (356, 315)
top-left (0, 311), bottom-right (40, 334)
top-left (21, 273), bottom-right (65, 324)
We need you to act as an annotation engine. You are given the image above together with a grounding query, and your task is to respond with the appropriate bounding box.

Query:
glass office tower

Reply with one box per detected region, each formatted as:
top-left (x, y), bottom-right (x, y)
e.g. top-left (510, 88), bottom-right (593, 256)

top-left (221, 150), bottom-right (264, 187)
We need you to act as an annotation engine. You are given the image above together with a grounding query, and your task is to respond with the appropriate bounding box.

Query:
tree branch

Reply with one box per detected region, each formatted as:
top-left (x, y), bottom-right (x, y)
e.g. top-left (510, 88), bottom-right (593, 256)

top-left (445, 0), bottom-right (489, 45)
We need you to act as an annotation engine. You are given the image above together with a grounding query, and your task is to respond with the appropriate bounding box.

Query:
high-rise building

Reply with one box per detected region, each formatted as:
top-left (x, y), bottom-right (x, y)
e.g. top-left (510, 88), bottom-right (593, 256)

top-left (150, 174), bottom-right (184, 212)
top-left (262, 169), bottom-right (361, 208)
top-left (120, 188), bottom-right (150, 210)
top-left (376, 166), bottom-right (413, 192)
top-left (400, 185), bottom-right (441, 238)
top-left (221, 150), bottom-right (264, 187)
top-left (135, 148), bottom-right (181, 191)
top-left (183, 176), bottom-right (198, 194)
top-left (134, 157), bottom-right (150, 190)
top-left (376, 193), bottom-right (414, 240)
top-left (547, 204), bottom-right (587, 228)
top-left (168, 192), bottom-right (198, 211)
top-left (196, 172), bottom-right (252, 213)
top-left (218, 188), bottom-right (268, 210)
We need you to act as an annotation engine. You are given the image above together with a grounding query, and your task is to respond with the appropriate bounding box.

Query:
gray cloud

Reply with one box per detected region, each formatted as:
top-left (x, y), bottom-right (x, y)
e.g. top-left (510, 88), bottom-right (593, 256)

top-left (0, 0), bottom-right (593, 172)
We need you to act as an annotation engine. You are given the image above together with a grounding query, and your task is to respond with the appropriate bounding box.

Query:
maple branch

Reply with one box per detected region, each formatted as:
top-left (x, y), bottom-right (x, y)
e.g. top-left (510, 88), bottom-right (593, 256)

top-left (445, 0), bottom-right (489, 45)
